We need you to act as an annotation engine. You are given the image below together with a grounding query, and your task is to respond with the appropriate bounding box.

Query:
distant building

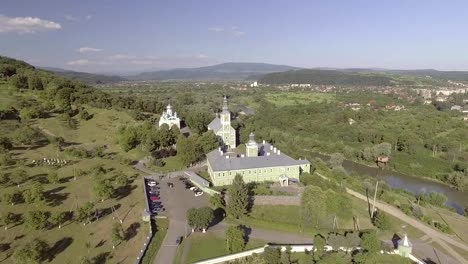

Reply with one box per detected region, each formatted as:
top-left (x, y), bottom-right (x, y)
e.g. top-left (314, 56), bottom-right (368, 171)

top-left (451, 105), bottom-right (462, 111)
top-left (250, 81), bottom-right (258, 87)
top-left (207, 133), bottom-right (310, 186)
top-left (208, 96), bottom-right (236, 149)
top-left (158, 104), bottom-right (180, 128)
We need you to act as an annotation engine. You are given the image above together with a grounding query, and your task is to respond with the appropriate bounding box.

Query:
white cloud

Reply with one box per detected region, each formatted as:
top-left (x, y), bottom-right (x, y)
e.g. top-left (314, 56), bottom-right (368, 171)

top-left (86, 15), bottom-right (92, 20)
top-left (208, 26), bottom-right (224, 32)
top-left (78, 47), bottom-right (102, 53)
top-left (66, 59), bottom-right (89, 65)
top-left (64, 15), bottom-right (76, 21)
top-left (110, 54), bottom-right (136, 60)
top-left (0, 15), bottom-right (62, 34)
top-left (231, 26), bottom-right (245, 37)
top-left (196, 54), bottom-right (208, 59)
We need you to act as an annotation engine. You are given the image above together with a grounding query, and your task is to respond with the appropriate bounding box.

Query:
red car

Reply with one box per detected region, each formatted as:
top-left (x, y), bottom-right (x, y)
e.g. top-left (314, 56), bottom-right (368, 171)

top-left (149, 195), bottom-right (160, 201)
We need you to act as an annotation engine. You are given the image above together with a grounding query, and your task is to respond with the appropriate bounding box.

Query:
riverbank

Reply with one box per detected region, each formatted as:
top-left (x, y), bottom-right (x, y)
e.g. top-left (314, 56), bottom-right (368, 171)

top-left (304, 150), bottom-right (468, 215)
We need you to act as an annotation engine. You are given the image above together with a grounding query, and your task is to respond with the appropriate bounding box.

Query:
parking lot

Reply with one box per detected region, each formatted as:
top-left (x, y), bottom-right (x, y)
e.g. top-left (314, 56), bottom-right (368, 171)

top-left (150, 175), bottom-right (209, 264)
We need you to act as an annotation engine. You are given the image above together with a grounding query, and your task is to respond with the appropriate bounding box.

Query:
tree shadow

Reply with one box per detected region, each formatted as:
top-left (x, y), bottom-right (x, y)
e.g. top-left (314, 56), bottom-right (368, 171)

top-left (209, 208), bottom-right (226, 228)
top-left (95, 239), bottom-right (106, 248)
top-left (0, 243), bottom-right (11, 252)
top-left (47, 237), bottom-right (74, 261)
top-left (93, 251), bottom-right (111, 264)
top-left (34, 173), bottom-right (49, 184)
top-left (238, 225), bottom-right (251, 244)
top-left (113, 184), bottom-right (136, 200)
top-left (125, 222), bottom-right (141, 241)
top-left (422, 258), bottom-right (437, 264)
top-left (14, 235), bottom-right (25, 241)
top-left (94, 204), bottom-right (122, 221)
top-left (59, 176), bottom-right (74, 183)
top-left (44, 186), bottom-right (69, 207)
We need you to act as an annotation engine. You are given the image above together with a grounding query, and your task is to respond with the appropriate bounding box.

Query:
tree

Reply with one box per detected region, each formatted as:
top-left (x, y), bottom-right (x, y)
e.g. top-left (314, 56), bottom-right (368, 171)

top-left (197, 130), bottom-right (219, 153)
top-left (185, 111), bottom-right (211, 134)
top-left (373, 142), bottom-right (391, 158)
top-left (263, 246), bottom-right (281, 264)
top-left (187, 208), bottom-right (200, 231)
top-left (24, 210), bottom-right (50, 230)
top-left (76, 202), bottom-right (95, 224)
top-left (0, 150), bottom-right (14, 166)
top-left (328, 153), bottom-right (345, 169)
top-left (23, 183), bottom-right (45, 204)
top-left (12, 126), bottom-right (41, 146)
top-left (51, 211), bottom-right (67, 229)
top-left (28, 74), bottom-right (43, 90)
top-left (3, 191), bottom-right (23, 205)
top-left (9, 73), bottom-right (28, 89)
top-left (177, 135), bottom-right (203, 166)
top-left (115, 174), bottom-right (130, 188)
top-left (313, 234), bottom-right (326, 257)
top-left (198, 206), bottom-right (214, 232)
top-left (93, 179), bottom-right (114, 201)
top-left (301, 186), bottom-right (326, 229)
top-left (0, 172), bottom-right (9, 185)
top-left (327, 233), bottom-right (345, 250)
top-left (13, 238), bottom-right (50, 264)
top-left (47, 171), bottom-right (60, 184)
top-left (343, 232), bottom-right (361, 253)
top-left (158, 124), bottom-right (176, 147)
top-left (117, 126), bottom-right (140, 152)
top-left (372, 211), bottom-right (392, 230)
top-left (361, 232), bottom-right (380, 254)
top-left (80, 256), bottom-right (93, 264)
top-left (0, 136), bottom-right (13, 150)
top-left (0, 64), bottom-right (16, 77)
top-left (186, 207), bottom-right (214, 232)
top-left (1, 212), bottom-right (18, 230)
top-left (11, 169), bottom-right (28, 187)
top-left (111, 222), bottom-right (124, 248)
top-left (227, 174), bottom-right (248, 219)
top-left (209, 193), bottom-right (225, 209)
top-left (226, 225), bottom-right (246, 253)
top-left (280, 246), bottom-right (292, 264)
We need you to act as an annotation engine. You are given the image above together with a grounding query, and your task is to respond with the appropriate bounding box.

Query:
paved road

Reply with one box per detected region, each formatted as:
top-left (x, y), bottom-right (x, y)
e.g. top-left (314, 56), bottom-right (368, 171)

top-left (152, 174), bottom-right (209, 264)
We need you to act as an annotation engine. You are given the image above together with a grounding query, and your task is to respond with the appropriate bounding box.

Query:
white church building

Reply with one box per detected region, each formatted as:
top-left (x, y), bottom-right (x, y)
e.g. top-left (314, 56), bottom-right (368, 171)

top-left (158, 104), bottom-right (180, 128)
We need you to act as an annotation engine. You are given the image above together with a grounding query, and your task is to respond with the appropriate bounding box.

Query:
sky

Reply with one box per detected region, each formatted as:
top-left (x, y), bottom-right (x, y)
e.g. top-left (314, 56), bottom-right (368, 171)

top-left (1, 0), bottom-right (468, 73)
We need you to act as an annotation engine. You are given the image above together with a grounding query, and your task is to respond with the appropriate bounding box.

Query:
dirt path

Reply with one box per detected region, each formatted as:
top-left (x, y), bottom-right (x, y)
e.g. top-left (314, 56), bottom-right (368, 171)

top-left (314, 172), bottom-right (468, 263)
top-left (37, 125), bottom-right (57, 137)
top-left (346, 188), bottom-right (468, 263)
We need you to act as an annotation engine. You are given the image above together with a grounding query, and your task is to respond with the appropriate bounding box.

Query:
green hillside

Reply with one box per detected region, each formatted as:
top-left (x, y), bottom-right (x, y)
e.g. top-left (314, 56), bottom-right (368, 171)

top-left (258, 69), bottom-right (445, 86)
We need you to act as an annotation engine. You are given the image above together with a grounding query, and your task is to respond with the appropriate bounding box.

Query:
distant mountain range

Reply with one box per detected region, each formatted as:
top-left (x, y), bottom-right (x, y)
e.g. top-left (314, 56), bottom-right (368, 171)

top-left (38, 63), bottom-right (468, 85)
top-left (40, 67), bottom-right (126, 85)
top-left (133, 62), bottom-right (301, 81)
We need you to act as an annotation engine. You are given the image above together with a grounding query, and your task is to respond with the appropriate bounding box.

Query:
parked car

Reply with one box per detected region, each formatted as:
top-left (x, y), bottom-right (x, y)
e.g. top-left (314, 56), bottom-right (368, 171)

top-left (149, 196), bottom-right (160, 201)
top-left (194, 191), bottom-right (203, 197)
top-left (176, 236), bottom-right (183, 245)
top-left (147, 181), bottom-right (157, 187)
top-left (152, 207), bottom-right (164, 214)
top-left (189, 186), bottom-right (197, 191)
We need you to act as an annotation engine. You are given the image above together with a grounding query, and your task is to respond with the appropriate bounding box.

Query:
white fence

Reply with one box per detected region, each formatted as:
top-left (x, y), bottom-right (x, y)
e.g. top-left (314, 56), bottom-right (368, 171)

top-left (192, 244), bottom-right (424, 264)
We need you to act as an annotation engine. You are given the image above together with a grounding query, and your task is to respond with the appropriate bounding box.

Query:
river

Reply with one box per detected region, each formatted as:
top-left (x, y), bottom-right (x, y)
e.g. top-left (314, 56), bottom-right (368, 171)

top-left (308, 152), bottom-right (468, 214)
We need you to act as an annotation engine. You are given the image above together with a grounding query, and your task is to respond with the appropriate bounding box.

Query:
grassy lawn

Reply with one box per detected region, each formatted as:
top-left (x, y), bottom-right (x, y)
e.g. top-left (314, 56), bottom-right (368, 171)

top-left (150, 155), bottom-right (186, 173)
top-left (141, 218), bottom-right (169, 264)
top-left (184, 232), bottom-right (267, 263)
top-left (265, 92), bottom-right (335, 106)
top-left (0, 97), bottom-right (150, 263)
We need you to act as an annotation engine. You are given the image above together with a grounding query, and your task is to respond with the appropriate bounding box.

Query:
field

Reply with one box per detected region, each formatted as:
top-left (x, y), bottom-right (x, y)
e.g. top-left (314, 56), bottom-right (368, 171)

top-left (182, 232), bottom-right (267, 263)
top-left (0, 88), bottom-right (151, 263)
top-left (265, 92), bottom-right (336, 106)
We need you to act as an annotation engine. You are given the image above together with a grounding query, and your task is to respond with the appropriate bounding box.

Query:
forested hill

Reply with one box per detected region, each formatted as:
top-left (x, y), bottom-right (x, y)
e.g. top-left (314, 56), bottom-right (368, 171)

top-left (40, 67), bottom-right (126, 85)
top-left (134, 62), bottom-right (301, 80)
top-left (258, 69), bottom-right (444, 86)
top-left (0, 55), bottom-right (164, 113)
